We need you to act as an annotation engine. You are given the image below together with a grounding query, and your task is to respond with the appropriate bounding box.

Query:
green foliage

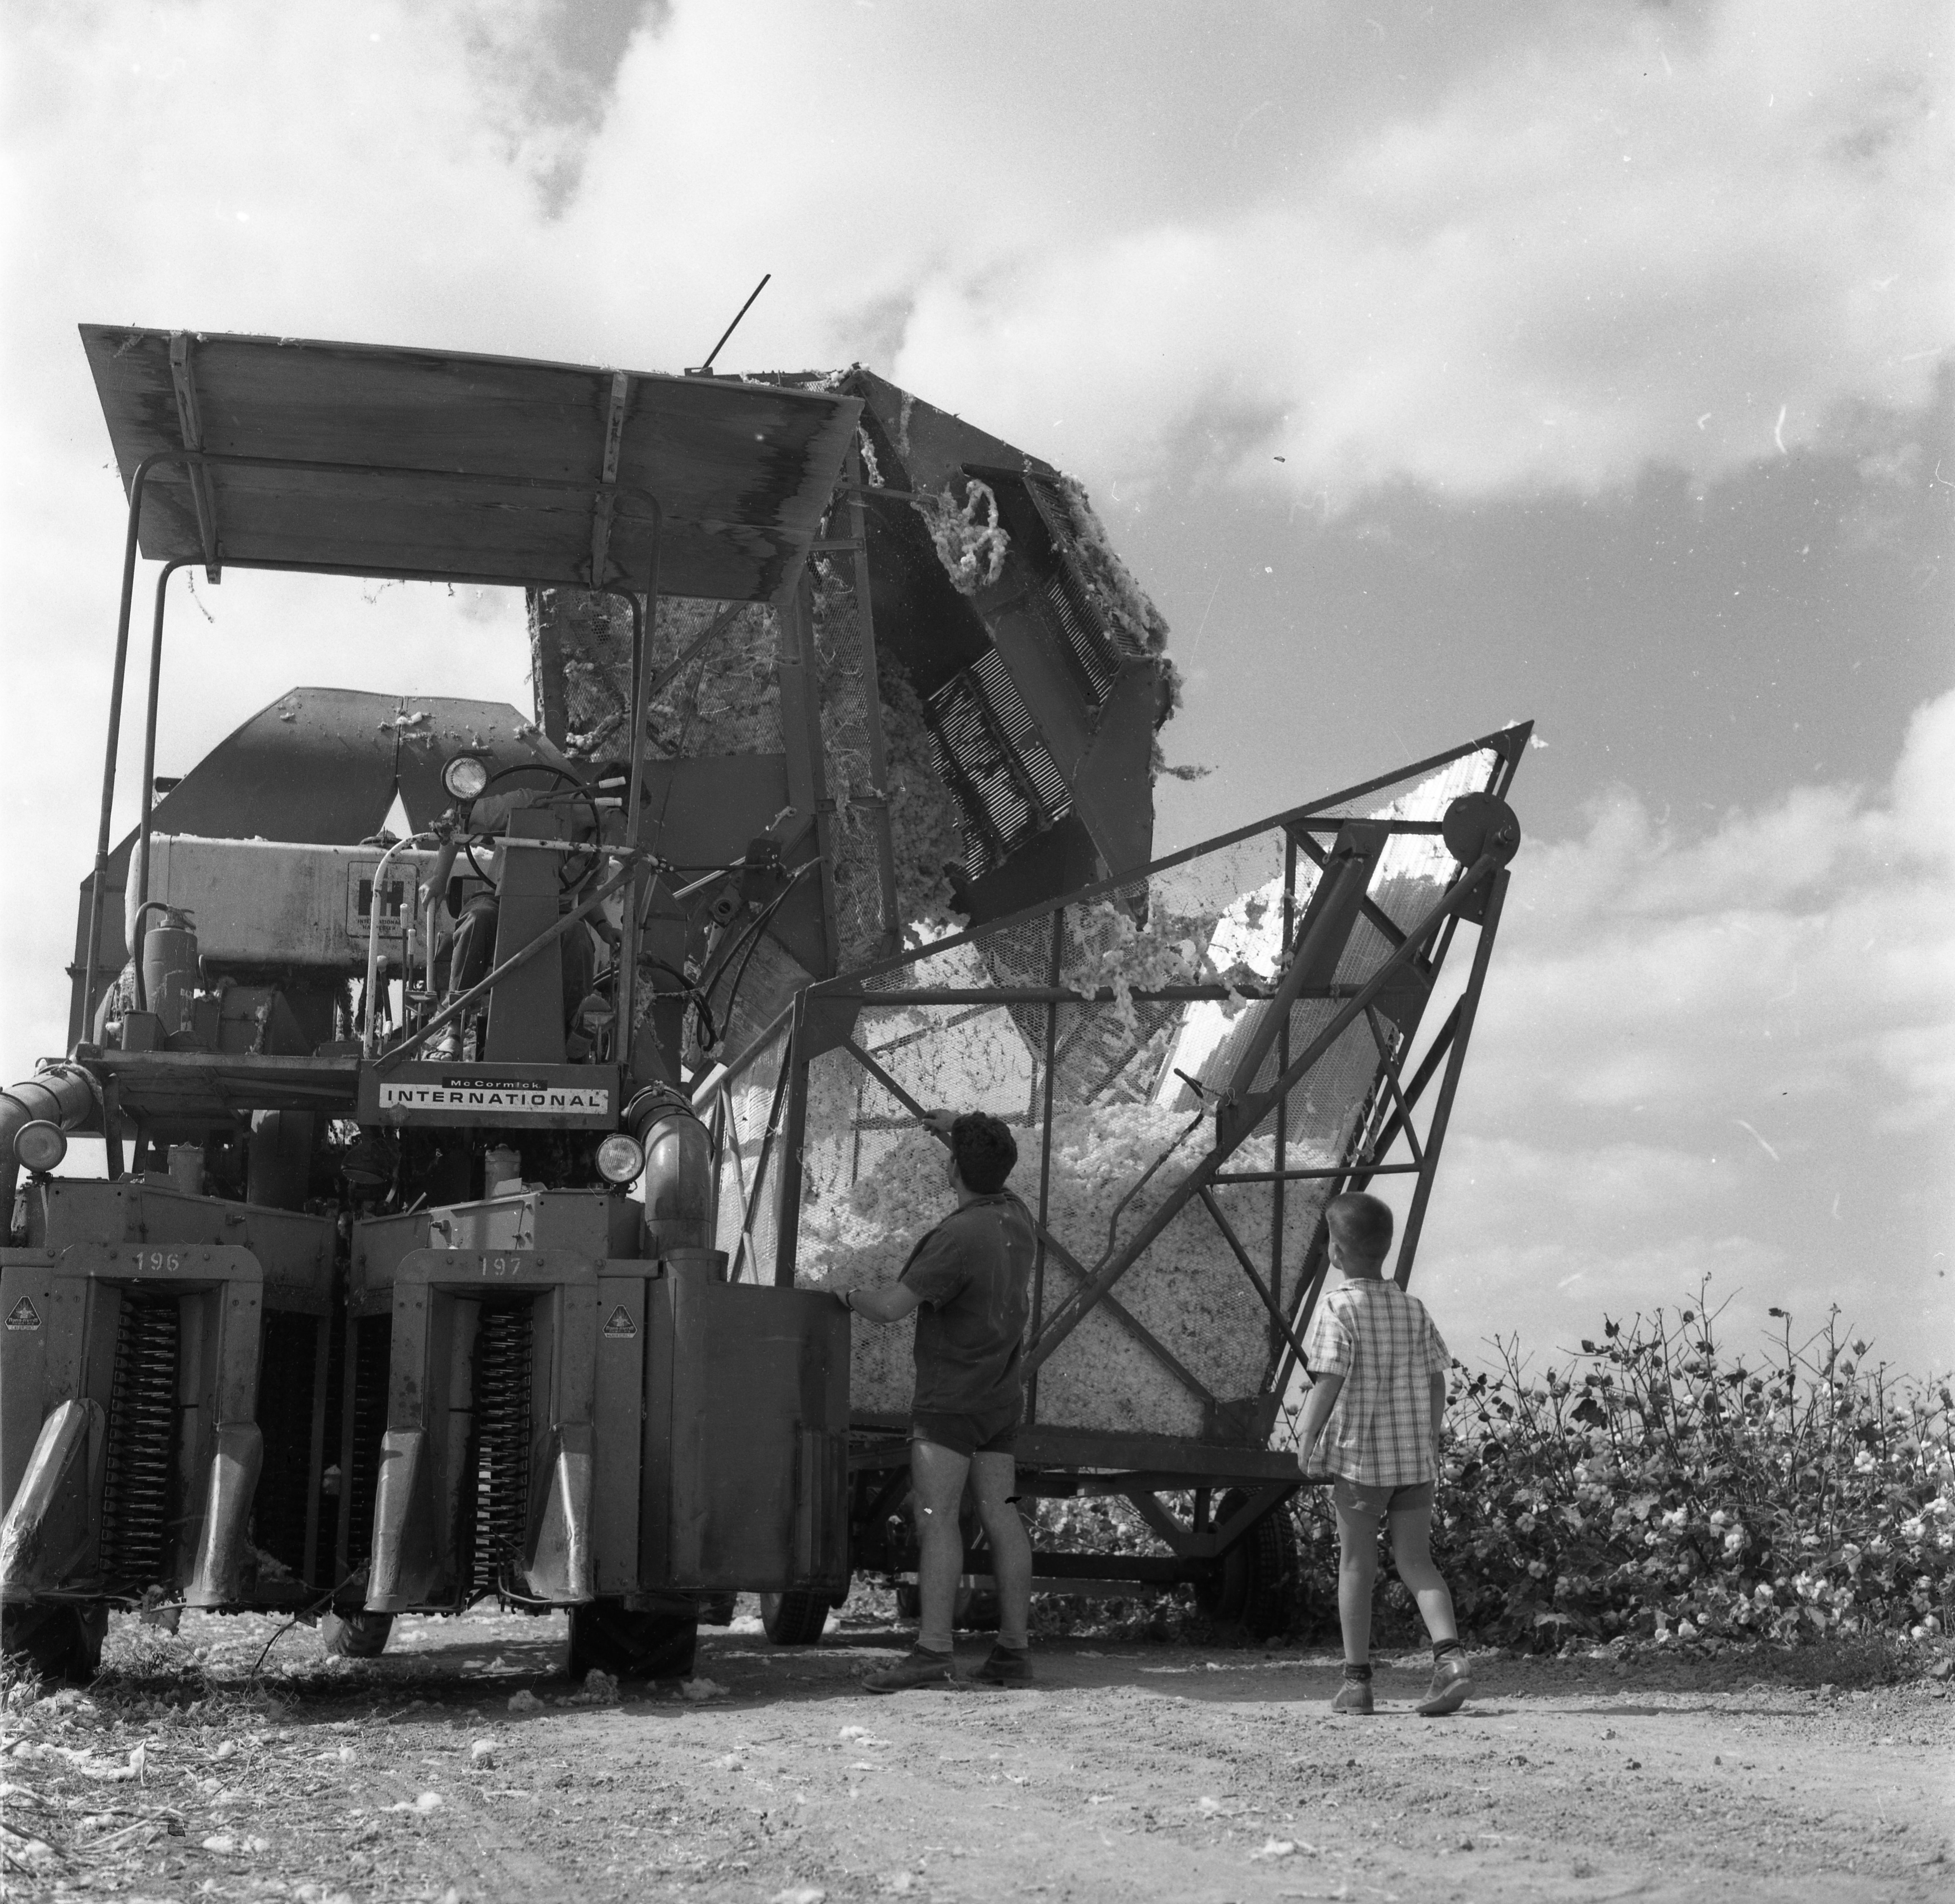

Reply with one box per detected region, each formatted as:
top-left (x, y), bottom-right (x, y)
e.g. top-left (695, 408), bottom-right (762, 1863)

top-left (1280, 1290), bottom-right (1955, 1653)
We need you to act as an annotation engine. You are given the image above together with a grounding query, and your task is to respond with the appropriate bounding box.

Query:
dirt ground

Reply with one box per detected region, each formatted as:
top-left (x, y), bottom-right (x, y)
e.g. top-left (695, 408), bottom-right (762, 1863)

top-left (4, 1601), bottom-right (1950, 1904)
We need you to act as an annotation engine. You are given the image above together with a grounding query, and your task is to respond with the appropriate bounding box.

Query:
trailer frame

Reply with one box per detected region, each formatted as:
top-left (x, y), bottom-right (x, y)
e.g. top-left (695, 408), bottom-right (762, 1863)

top-left (692, 725), bottom-right (1528, 1615)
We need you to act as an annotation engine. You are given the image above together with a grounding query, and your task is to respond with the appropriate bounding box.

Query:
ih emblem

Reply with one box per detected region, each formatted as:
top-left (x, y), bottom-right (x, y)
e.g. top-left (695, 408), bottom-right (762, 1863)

top-left (5, 1296), bottom-right (43, 1331)
top-left (602, 1306), bottom-right (636, 1339)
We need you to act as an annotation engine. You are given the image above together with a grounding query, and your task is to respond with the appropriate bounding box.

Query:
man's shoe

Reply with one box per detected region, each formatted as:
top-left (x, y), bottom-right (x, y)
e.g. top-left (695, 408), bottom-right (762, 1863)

top-left (974, 1643), bottom-right (1032, 1688)
top-left (862, 1645), bottom-right (956, 1694)
top-left (1416, 1653), bottom-right (1473, 1716)
top-left (1331, 1678), bottom-right (1374, 1715)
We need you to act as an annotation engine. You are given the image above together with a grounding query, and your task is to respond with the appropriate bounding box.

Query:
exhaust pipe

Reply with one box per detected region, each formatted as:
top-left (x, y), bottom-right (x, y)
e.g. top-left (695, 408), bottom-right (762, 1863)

top-left (625, 1086), bottom-right (714, 1260)
top-left (1, 1063), bottom-right (99, 1217)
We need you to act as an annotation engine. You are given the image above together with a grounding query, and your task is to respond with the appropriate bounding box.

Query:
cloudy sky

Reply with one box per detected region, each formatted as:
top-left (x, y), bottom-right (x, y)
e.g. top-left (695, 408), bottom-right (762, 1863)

top-left (3, 0), bottom-right (1949, 1371)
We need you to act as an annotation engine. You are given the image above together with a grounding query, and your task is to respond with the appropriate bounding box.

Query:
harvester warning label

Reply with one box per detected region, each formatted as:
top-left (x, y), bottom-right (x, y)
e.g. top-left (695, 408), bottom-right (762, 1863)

top-left (376, 1076), bottom-right (611, 1115)
top-left (5, 1297), bottom-right (41, 1331)
top-left (603, 1307), bottom-right (637, 1339)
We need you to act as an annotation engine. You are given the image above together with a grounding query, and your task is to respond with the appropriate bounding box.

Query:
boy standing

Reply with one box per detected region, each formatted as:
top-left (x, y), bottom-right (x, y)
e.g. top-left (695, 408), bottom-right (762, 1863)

top-left (839, 1109), bottom-right (1037, 1692)
top-left (1293, 1192), bottom-right (1472, 1717)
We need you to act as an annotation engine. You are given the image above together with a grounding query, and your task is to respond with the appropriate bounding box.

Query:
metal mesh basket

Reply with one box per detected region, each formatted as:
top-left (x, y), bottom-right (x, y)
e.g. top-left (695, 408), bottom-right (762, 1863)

top-left (700, 729), bottom-right (1527, 1450)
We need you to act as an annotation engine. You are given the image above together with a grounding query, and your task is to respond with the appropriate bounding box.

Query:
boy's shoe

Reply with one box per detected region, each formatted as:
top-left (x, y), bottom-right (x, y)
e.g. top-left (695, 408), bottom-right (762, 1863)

top-left (1416, 1653), bottom-right (1473, 1716)
top-left (974, 1643), bottom-right (1032, 1688)
top-left (1331, 1678), bottom-right (1375, 1716)
top-left (862, 1645), bottom-right (956, 1694)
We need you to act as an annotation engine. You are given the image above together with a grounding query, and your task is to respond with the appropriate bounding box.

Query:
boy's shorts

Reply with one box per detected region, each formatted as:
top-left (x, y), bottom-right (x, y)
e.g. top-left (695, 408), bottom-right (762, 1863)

top-left (1331, 1477), bottom-right (1436, 1523)
top-left (912, 1399), bottom-right (1022, 1458)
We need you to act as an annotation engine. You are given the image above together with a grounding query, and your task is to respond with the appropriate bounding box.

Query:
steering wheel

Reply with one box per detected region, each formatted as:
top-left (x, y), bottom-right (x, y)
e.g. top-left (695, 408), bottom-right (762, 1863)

top-left (464, 762), bottom-right (604, 892)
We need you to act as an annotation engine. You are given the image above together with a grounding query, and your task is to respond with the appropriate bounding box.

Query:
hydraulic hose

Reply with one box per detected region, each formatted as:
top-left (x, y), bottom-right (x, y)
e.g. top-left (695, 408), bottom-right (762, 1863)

top-left (361, 835), bottom-right (436, 1056)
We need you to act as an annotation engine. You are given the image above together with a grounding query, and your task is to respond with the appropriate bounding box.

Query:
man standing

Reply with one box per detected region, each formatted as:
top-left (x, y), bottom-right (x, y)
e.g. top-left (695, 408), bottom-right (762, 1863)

top-left (840, 1110), bottom-right (1037, 1691)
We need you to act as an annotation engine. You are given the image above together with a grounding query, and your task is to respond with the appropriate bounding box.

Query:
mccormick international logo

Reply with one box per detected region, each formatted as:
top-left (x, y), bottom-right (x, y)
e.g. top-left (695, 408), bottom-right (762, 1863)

top-left (375, 1076), bottom-right (611, 1114)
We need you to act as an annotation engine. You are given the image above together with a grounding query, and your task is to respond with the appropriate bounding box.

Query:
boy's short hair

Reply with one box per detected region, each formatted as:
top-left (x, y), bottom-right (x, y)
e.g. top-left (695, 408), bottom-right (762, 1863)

top-left (949, 1112), bottom-right (1017, 1195)
top-left (1326, 1192), bottom-right (1394, 1263)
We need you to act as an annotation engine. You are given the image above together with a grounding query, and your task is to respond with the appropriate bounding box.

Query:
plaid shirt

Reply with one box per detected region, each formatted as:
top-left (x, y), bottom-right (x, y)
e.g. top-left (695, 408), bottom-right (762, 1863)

top-left (1302, 1279), bottom-right (1450, 1487)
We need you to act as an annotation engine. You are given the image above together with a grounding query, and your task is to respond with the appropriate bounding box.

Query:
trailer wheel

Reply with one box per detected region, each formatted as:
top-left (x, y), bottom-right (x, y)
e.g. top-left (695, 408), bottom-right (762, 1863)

top-left (1194, 1489), bottom-right (1297, 1640)
top-left (893, 1580), bottom-right (977, 1627)
top-left (320, 1608), bottom-right (393, 1658)
top-left (956, 1590), bottom-right (1002, 1633)
top-left (1, 1602), bottom-right (108, 1684)
top-left (759, 1591), bottom-right (834, 1645)
top-left (568, 1599), bottom-right (697, 1680)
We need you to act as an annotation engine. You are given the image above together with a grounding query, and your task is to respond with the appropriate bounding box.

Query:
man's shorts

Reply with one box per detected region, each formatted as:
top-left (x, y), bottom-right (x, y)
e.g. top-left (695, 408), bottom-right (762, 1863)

top-left (1330, 1476), bottom-right (1436, 1524)
top-left (911, 1398), bottom-right (1022, 1458)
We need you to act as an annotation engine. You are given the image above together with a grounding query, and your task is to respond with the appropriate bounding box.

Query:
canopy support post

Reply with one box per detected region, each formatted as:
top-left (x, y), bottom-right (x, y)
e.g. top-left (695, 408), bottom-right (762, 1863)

top-left (617, 509), bottom-right (664, 1087)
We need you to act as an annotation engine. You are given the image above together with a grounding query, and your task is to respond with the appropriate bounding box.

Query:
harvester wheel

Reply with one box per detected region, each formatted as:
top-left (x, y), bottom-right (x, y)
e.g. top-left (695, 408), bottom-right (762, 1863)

top-left (758, 1590), bottom-right (834, 1646)
top-left (1194, 1489), bottom-right (1298, 1640)
top-left (1, 1602), bottom-right (108, 1683)
top-left (568, 1599), bottom-right (697, 1680)
top-left (320, 1608), bottom-right (394, 1658)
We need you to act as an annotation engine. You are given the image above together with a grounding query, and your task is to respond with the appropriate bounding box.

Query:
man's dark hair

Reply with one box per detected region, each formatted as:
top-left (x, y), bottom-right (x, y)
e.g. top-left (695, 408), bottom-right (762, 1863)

top-left (1325, 1191), bottom-right (1394, 1263)
top-left (949, 1111), bottom-right (1017, 1195)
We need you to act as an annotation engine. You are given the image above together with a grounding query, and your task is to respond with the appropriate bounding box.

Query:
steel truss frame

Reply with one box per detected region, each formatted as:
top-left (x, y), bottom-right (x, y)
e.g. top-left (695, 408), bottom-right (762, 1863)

top-left (692, 724), bottom-right (1529, 1595)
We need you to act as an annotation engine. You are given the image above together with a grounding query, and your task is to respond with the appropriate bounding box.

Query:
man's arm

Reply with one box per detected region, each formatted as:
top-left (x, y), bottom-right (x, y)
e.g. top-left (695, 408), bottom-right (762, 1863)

top-left (1430, 1369), bottom-right (1447, 1448)
top-left (843, 1282), bottom-right (924, 1326)
top-left (1292, 1372), bottom-right (1344, 1473)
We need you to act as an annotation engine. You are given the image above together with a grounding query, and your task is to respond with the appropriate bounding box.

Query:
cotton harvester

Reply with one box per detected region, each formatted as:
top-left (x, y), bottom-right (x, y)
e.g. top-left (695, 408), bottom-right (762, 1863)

top-left (3, 327), bottom-right (1526, 1679)
top-left (0, 329), bottom-right (1194, 1677)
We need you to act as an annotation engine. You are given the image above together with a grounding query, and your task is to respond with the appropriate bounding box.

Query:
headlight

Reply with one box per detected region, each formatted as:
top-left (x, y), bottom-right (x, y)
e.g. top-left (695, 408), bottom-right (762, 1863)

top-left (442, 754), bottom-right (490, 801)
top-left (13, 1121), bottom-right (68, 1174)
top-left (595, 1132), bottom-right (645, 1185)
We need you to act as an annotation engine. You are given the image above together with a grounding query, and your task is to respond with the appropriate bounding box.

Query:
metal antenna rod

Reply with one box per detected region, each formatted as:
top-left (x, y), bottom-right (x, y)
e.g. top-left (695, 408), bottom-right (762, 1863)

top-left (691, 273), bottom-right (771, 375)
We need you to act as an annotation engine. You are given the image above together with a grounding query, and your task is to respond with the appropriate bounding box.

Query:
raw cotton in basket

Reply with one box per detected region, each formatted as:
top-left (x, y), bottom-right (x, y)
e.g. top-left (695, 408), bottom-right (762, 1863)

top-left (794, 1105), bottom-right (1335, 1439)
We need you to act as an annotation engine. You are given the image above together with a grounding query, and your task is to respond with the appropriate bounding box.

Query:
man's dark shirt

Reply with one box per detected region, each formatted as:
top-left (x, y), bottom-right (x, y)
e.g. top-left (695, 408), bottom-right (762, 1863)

top-left (898, 1192), bottom-right (1037, 1414)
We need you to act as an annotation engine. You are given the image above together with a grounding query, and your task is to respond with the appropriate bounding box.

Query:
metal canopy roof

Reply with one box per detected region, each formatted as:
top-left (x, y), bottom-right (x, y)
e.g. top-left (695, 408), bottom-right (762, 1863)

top-left (80, 325), bottom-right (863, 602)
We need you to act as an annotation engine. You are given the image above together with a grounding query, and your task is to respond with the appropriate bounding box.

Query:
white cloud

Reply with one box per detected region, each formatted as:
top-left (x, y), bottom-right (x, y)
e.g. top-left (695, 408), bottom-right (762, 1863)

top-left (1477, 689), bottom-right (1955, 1128)
top-left (7, 1), bottom-right (1944, 491)
top-left (1404, 689), bottom-right (1955, 1369)
top-left (895, 0), bottom-right (1952, 500)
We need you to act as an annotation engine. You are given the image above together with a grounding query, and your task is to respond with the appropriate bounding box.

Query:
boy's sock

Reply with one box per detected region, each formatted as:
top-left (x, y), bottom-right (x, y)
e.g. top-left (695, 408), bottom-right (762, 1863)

top-left (1342, 1661), bottom-right (1373, 1681)
top-left (1433, 1639), bottom-right (1463, 1662)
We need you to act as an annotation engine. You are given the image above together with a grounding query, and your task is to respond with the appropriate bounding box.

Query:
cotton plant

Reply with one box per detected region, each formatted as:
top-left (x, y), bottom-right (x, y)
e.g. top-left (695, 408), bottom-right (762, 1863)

top-left (1275, 1288), bottom-right (1955, 1651)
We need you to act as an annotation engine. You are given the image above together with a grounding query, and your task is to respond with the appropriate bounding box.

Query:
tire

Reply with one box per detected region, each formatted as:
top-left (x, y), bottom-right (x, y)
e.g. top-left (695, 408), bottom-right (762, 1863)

top-left (759, 1590), bottom-right (833, 1646)
top-left (894, 1580), bottom-right (976, 1628)
top-left (1, 1602), bottom-right (108, 1683)
top-left (320, 1608), bottom-right (394, 1658)
top-left (956, 1590), bottom-right (1001, 1633)
top-left (1193, 1489), bottom-right (1298, 1640)
top-left (954, 1493), bottom-right (1032, 1631)
top-left (568, 1599), bottom-right (697, 1680)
